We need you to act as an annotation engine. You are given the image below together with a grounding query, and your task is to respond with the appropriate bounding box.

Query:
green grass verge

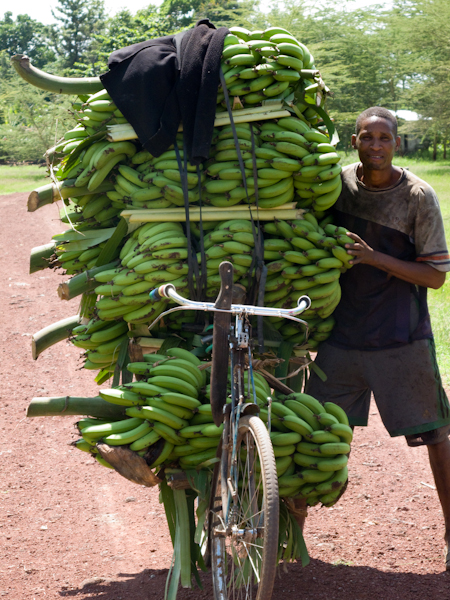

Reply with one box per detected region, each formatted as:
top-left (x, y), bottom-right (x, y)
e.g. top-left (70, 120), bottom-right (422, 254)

top-left (341, 152), bottom-right (450, 386)
top-left (0, 164), bottom-right (47, 195)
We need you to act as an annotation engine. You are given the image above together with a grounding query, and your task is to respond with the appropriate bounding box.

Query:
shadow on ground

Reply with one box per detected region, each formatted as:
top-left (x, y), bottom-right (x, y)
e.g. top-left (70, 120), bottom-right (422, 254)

top-left (58, 558), bottom-right (449, 600)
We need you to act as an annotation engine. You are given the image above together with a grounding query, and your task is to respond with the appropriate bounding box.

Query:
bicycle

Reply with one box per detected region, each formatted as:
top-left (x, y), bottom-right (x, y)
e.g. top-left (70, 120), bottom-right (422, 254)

top-left (150, 261), bottom-right (311, 600)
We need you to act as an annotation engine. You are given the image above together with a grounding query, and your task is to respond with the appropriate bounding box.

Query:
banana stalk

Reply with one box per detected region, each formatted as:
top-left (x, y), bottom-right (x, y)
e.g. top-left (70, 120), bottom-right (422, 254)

top-left (28, 180), bottom-right (114, 212)
top-left (58, 259), bottom-right (121, 300)
top-left (29, 242), bottom-right (56, 273)
top-left (26, 396), bottom-right (125, 419)
top-left (79, 291), bottom-right (97, 320)
top-left (32, 315), bottom-right (80, 359)
top-left (10, 54), bottom-right (103, 94)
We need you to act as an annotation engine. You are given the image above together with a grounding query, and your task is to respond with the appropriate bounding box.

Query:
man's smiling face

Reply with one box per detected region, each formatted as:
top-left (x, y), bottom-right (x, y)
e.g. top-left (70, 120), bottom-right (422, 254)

top-left (352, 116), bottom-right (401, 171)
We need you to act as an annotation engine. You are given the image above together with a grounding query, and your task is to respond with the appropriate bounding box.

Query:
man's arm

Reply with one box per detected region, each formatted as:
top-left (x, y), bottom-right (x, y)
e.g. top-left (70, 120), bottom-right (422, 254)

top-left (345, 232), bottom-right (447, 290)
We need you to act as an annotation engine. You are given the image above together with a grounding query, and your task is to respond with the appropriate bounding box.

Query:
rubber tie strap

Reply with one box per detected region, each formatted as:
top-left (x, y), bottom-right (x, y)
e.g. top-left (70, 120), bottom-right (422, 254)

top-left (197, 164), bottom-right (208, 304)
top-left (219, 68), bottom-right (251, 203)
top-left (174, 142), bottom-right (197, 303)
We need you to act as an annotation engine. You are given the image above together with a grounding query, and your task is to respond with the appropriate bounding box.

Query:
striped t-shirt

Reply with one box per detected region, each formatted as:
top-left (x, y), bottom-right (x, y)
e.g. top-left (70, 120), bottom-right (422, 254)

top-left (328, 163), bottom-right (450, 350)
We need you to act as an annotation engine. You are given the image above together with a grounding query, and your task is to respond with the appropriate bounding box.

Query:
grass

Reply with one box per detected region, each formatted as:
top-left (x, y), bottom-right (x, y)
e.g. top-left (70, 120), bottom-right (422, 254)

top-left (0, 164), bottom-right (47, 194)
top-left (341, 152), bottom-right (450, 386)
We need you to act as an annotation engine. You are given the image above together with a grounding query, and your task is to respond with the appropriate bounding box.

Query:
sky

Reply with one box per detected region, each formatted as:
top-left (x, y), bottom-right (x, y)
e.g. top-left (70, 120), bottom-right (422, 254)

top-left (6, 0), bottom-right (392, 25)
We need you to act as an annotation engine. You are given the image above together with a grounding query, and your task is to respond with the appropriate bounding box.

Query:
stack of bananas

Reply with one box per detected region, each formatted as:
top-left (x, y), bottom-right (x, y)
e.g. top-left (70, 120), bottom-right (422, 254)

top-left (48, 90), bottom-right (135, 231)
top-left (51, 226), bottom-right (120, 275)
top-left (80, 213), bottom-right (356, 344)
top-left (75, 348), bottom-right (212, 469)
top-left (202, 116), bottom-right (340, 211)
top-left (70, 317), bottom-right (129, 372)
top-left (205, 374), bottom-right (349, 507)
top-left (271, 392), bottom-right (350, 507)
top-left (91, 221), bottom-right (189, 322)
top-left (260, 213), bottom-right (355, 349)
top-left (52, 88), bottom-right (128, 158)
top-left (73, 352), bottom-right (350, 508)
top-left (92, 219), bottom-right (249, 309)
top-left (218, 26), bottom-right (321, 110)
top-left (110, 139), bottom-right (204, 209)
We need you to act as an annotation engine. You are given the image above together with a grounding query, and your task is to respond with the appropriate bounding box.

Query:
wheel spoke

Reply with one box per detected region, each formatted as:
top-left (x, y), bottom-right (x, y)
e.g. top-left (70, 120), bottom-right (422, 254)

top-left (211, 415), bottom-right (279, 600)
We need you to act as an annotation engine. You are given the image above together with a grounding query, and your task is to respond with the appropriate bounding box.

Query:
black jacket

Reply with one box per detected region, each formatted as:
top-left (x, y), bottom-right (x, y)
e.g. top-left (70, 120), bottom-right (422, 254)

top-left (100, 20), bottom-right (229, 165)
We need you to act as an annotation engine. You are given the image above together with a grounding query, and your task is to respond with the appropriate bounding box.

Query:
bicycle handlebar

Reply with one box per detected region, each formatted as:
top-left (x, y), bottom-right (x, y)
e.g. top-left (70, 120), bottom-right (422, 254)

top-left (148, 283), bottom-right (311, 331)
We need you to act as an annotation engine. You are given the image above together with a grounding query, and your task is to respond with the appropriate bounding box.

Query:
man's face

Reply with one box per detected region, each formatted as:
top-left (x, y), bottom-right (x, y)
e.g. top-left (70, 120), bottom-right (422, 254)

top-left (351, 116), bottom-right (401, 171)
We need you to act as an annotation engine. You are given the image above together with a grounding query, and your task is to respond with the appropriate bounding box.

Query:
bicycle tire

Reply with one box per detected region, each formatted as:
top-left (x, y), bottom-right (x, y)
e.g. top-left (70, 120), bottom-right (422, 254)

top-left (210, 414), bottom-right (279, 600)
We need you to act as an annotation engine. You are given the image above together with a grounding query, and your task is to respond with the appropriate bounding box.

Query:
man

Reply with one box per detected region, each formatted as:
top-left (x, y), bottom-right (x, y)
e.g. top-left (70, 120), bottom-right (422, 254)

top-left (306, 106), bottom-right (450, 569)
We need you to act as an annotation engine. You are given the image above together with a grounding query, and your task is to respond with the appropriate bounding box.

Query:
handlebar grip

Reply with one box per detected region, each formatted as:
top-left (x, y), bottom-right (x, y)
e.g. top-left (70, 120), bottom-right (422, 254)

top-left (297, 295), bottom-right (311, 312)
top-left (149, 284), bottom-right (175, 302)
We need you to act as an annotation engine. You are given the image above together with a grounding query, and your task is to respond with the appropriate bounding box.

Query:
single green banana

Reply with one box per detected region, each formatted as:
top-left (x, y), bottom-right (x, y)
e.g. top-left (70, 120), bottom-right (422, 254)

top-left (82, 417), bottom-right (144, 440)
top-left (179, 447), bottom-right (217, 468)
top-left (323, 402), bottom-right (350, 426)
top-left (151, 421), bottom-right (185, 445)
top-left (283, 414), bottom-right (314, 437)
top-left (270, 431), bottom-right (302, 446)
top-left (328, 423), bottom-right (353, 444)
top-left (316, 465), bottom-right (348, 496)
top-left (304, 430), bottom-right (341, 444)
top-left (189, 436), bottom-right (221, 449)
top-left (129, 429), bottom-right (161, 451)
top-left (146, 397), bottom-right (193, 421)
top-left (145, 375), bottom-right (199, 399)
top-left (103, 420), bottom-right (152, 446)
top-left (316, 454), bottom-right (348, 472)
top-left (125, 405), bottom-right (188, 430)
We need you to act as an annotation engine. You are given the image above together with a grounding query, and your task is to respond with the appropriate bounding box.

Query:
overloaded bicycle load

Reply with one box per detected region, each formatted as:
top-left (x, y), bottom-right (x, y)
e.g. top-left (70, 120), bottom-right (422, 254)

top-left (15, 22), bottom-right (354, 600)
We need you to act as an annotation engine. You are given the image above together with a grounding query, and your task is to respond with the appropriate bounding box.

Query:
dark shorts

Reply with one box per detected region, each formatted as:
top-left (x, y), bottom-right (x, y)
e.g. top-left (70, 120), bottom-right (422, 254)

top-left (306, 339), bottom-right (450, 446)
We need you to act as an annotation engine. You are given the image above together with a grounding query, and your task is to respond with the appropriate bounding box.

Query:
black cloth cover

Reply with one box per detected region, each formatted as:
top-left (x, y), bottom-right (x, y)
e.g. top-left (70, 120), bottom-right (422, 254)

top-left (100, 20), bottom-right (229, 165)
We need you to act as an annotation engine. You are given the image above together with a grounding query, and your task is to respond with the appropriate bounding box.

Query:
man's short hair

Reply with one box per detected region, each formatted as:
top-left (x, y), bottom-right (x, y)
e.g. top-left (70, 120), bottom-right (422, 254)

top-left (355, 107), bottom-right (398, 136)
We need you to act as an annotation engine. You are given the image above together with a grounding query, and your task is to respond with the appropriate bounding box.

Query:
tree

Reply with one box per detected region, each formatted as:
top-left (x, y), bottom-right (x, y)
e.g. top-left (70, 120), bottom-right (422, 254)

top-left (0, 11), bottom-right (55, 76)
top-left (195, 0), bottom-right (255, 29)
top-left (51, 0), bottom-right (107, 71)
top-left (159, 0), bottom-right (256, 31)
top-left (86, 6), bottom-right (173, 75)
top-left (0, 77), bottom-right (75, 163)
top-left (392, 0), bottom-right (450, 158)
top-left (262, 1), bottom-right (414, 148)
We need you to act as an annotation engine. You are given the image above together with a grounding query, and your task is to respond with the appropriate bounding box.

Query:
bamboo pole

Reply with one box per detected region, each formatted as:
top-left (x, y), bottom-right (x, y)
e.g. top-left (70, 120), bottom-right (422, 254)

top-left (122, 206), bottom-right (303, 227)
top-left (32, 315), bottom-right (81, 360)
top-left (106, 108), bottom-right (292, 142)
top-left (121, 202), bottom-right (297, 218)
top-left (27, 396), bottom-right (125, 419)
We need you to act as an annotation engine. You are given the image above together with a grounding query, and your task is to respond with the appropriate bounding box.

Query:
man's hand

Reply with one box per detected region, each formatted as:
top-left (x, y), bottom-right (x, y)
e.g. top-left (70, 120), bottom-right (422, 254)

top-left (343, 232), bottom-right (446, 289)
top-left (344, 232), bottom-right (375, 266)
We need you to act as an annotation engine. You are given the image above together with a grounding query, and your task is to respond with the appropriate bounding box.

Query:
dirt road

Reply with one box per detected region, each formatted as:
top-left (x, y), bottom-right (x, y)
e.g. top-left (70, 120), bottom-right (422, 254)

top-left (1, 192), bottom-right (448, 599)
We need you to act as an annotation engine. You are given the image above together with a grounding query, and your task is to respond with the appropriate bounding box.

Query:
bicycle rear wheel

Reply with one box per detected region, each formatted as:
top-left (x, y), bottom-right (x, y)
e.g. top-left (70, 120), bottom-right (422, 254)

top-left (210, 414), bottom-right (279, 600)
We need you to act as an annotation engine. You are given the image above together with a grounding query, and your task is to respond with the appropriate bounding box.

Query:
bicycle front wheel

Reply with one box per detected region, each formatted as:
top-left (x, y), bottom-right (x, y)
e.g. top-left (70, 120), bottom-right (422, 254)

top-left (210, 414), bottom-right (279, 600)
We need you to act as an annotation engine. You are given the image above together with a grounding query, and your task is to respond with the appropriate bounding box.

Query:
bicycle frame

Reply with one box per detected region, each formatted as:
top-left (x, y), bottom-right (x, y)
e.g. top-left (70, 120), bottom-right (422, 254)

top-left (148, 262), bottom-right (312, 599)
top-left (149, 263), bottom-right (311, 522)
